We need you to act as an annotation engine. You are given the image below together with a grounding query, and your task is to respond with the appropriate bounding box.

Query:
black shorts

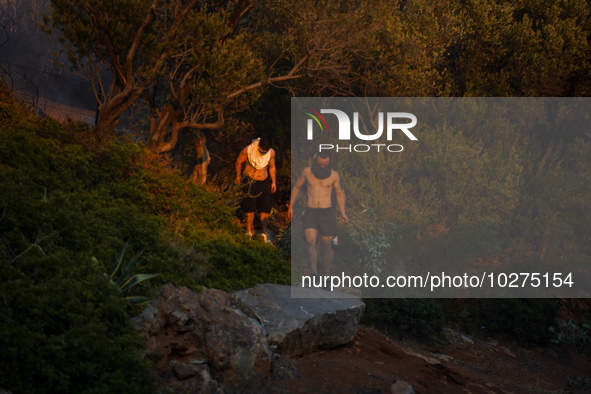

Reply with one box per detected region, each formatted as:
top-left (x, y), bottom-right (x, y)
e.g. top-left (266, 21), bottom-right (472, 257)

top-left (241, 178), bottom-right (271, 214)
top-left (301, 207), bottom-right (337, 237)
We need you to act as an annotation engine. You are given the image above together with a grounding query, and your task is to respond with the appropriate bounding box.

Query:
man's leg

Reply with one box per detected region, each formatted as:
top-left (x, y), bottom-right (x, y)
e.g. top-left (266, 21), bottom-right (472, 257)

top-left (260, 212), bottom-right (269, 235)
top-left (257, 179), bottom-right (272, 242)
top-left (241, 180), bottom-right (256, 236)
top-left (245, 212), bottom-right (255, 235)
top-left (304, 228), bottom-right (319, 274)
top-left (319, 235), bottom-right (334, 276)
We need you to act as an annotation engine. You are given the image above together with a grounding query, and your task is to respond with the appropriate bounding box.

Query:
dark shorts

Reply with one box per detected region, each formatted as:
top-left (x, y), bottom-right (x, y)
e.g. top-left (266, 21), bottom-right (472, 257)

top-left (241, 177), bottom-right (271, 214)
top-left (302, 207), bottom-right (337, 237)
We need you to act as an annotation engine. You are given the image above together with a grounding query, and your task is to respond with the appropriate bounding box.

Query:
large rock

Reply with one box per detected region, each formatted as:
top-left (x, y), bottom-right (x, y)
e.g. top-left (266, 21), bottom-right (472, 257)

top-left (232, 284), bottom-right (365, 357)
top-left (132, 283), bottom-right (271, 393)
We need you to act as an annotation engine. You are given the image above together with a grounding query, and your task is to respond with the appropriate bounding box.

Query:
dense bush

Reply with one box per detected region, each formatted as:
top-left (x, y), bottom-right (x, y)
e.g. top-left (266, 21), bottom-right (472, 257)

top-left (0, 85), bottom-right (289, 392)
top-left (551, 318), bottom-right (591, 354)
top-left (0, 252), bottom-right (155, 394)
top-left (200, 237), bottom-right (290, 290)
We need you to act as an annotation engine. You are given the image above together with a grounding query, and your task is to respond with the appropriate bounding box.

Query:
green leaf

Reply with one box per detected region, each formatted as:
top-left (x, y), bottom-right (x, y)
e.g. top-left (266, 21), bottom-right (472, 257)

top-left (108, 239), bottom-right (129, 279)
top-left (115, 250), bottom-right (144, 286)
top-left (120, 273), bottom-right (161, 292)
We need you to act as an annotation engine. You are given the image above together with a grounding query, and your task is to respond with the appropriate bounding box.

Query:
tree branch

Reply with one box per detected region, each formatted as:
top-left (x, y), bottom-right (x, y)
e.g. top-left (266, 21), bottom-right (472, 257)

top-left (158, 53), bottom-right (309, 148)
top-left (126, 0), bottom-right (162, 88)
top-left (170, 63), bottom-right (200, 103)
top-left (228, 0), bottom-right (254, 30)
top-left (152, 0), bottom-right (201, 73)
top-left (88, 4), bottom-right (127, 88)
top-left (177, 105), bottom-right (225, 131)
top-left (227, 54), bottom-right (308, 99)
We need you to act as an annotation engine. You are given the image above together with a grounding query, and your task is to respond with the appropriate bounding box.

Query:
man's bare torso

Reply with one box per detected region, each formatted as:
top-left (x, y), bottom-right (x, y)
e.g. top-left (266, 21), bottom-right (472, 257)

top-left (243, 161), bottom-right (268, 181)
top-left (240, 147), bottom-right (275, 181)
top-left (303, 167), bottom-right (338, 208)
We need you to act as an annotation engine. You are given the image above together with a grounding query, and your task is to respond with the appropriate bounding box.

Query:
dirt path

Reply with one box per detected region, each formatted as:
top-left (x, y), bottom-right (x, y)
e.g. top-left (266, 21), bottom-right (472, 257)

top-left (273, 325), bottom-right (591, 394)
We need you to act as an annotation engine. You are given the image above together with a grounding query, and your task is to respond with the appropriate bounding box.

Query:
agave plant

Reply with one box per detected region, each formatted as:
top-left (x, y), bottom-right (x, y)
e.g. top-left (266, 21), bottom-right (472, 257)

top-left (105, 240), bottom-right (160, 303)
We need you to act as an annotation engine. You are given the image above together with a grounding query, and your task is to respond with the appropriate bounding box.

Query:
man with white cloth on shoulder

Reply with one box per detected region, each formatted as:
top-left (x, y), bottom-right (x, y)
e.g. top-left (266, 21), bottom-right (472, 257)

top-left (235, 137), bottom-right (277, 242)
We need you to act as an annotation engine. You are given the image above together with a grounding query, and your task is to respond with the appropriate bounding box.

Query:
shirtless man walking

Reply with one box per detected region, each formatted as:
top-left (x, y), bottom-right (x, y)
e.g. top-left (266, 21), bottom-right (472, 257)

top-left (288, 151), bottom-right (348, 276)
top-left (235, 137), bottom-right (277, 242)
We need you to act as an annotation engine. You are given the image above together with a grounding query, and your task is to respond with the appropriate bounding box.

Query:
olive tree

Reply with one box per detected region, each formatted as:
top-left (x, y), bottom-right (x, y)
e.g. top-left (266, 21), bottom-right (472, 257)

top-left (43, 0), bottom-right (378, 183)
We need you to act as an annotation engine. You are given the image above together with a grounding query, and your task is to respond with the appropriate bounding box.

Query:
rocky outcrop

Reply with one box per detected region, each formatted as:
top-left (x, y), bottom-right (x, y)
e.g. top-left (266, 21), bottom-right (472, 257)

top-left (132, 283), bottom-right (271, 393)
top-left (232, 284), bottom-right (365, 357)
top-left (132, 283), bottom-right (365, 392)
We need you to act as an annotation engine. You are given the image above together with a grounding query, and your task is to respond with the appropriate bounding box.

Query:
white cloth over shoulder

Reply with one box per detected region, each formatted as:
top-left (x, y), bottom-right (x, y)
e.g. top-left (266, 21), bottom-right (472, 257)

top-left (247, 138), bottom-right (271, 170)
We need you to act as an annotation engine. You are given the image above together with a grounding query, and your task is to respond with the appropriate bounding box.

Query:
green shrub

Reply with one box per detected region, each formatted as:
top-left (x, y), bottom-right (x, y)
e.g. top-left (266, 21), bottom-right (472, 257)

top-left (0, 88), bottom-right (291, 392)
top-left (199, 236), bottom-right (291, 291)
top-left (0, 118), bottom-right (289, 294)
top-left (551, 318), bottom-right (591, 354)
top-left (276, 225), bottom-right (291, 261)
top-left (0, 252), bottom-right (155, 394)
top-left (0, 82), bottom-right (35, 126)
top-left (105, 241), bottom-right (160, 304)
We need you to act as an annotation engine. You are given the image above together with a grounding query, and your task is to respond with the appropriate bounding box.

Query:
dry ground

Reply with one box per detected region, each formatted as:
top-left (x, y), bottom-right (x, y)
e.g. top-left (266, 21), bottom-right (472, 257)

top-left (273, 325), bottom-right (591, 394)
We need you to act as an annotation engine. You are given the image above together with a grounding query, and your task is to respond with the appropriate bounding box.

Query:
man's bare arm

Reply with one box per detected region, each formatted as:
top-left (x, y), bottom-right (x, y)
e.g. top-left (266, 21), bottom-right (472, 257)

top-left (288, 169), bottom-right (308, 221)
top-left (269, 149), bottom-right (277, 193)
top-left (334, 174), bottom-right (349, 223)
top-left (235, 148), bottom-right (248, 184)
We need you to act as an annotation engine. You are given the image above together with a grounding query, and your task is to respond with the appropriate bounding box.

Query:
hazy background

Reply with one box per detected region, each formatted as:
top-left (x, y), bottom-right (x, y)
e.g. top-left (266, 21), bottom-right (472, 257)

top-left (1, 0), bottom-right (97, 122)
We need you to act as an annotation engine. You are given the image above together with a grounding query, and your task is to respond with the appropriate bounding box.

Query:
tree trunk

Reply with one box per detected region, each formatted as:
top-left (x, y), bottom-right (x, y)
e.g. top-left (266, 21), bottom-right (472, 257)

top-left (189, 131), bottom-right (210, 185)
top-left (146, 107), bottom-right (211, 185)
top-left (95, 110), bottom-right (120, 141)
top-left (147, 103), bottom-right (181, 153)
top-left (95, 86), bottom-right (144, 141)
